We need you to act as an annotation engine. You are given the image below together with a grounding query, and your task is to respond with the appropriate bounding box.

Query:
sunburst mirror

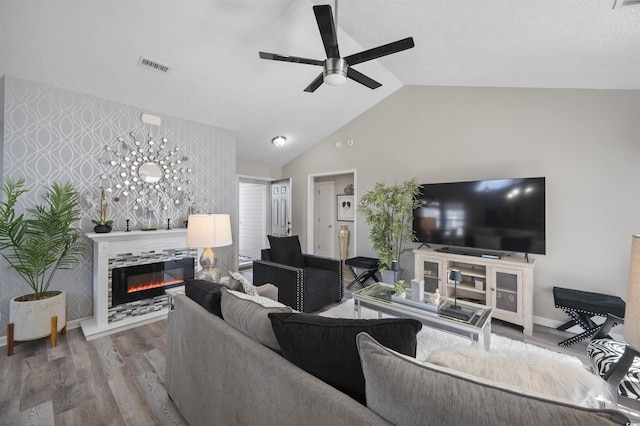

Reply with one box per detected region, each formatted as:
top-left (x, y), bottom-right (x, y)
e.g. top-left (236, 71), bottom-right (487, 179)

top-left (98, 130), bottom-right (192, 219)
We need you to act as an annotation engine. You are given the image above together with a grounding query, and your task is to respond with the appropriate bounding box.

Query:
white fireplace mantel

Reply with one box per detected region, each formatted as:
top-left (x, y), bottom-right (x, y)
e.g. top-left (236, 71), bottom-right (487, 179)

top-left (81, 229), bottom-right (188, 340)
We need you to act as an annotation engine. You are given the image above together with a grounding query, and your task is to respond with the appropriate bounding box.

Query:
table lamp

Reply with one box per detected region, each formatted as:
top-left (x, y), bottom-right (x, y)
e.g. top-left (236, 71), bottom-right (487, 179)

top-left (448, 269), bottom-right (463, 309)
top-left (440, 269), bottom-right (472, 321)
top-left (390, 260), bottom-right (401, 283)
top-left (187, 214), bottom-right (232, 283)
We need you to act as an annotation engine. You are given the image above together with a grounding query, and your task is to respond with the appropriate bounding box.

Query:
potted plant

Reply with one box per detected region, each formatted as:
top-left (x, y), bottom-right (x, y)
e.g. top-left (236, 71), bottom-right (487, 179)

top-left (357, 179), bottom-right (420, 282)
top-left (0, 177), bottom-right (84, 355)
top-left (394, 280), bottom-right (408, 297)
top-left (90, 186), bottom-right (113, 233)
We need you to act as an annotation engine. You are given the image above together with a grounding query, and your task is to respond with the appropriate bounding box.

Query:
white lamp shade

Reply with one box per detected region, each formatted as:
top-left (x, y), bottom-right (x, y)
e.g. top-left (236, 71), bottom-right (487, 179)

top-left (187, 214), bottom-right (232, 248)
top-left (625, 235), bottom-right (640, 349)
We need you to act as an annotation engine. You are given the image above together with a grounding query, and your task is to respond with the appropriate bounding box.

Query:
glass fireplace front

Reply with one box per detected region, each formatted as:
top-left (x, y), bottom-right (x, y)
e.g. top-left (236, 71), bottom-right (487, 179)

top-left (111, 258), bottom-right (194, 306)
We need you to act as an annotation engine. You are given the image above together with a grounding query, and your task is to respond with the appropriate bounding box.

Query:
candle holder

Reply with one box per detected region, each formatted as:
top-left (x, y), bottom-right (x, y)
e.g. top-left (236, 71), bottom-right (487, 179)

top-left (125, 219), bottom-right (130, 232)
top-left (166, 219), bottom-right (171, 230)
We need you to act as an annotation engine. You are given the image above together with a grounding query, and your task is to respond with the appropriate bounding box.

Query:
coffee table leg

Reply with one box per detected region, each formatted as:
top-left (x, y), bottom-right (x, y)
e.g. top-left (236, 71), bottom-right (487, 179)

top-left (483, 322), bottom-right (491, 351)
top-left (355, 301), bottom-right (362, 319)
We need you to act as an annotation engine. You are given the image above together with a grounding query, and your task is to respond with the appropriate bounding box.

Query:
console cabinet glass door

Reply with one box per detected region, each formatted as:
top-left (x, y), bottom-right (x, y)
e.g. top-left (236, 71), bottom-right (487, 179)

top-left (491, 267), bottom-right (523, 322)
top-left (415, 255), bottom-right (443, 294)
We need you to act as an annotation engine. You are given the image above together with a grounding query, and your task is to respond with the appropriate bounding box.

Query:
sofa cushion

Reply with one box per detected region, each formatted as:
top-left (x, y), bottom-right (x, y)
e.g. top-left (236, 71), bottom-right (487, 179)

top-left (184, 279), bottom-right (225, 317)
top-left (220, 288), bottom-right (293, 351)
top-left (268, 312), bottom-right (421, 404)
top-left (356, 333), bottom-right (629, 426)
top-left (267, 235), bottom-right (305, 268)
top-left (427, 344), bottom-right (613, 408)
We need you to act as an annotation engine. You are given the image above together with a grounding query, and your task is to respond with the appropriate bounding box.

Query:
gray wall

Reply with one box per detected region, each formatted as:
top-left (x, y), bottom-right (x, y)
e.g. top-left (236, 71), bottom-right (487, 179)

top-left (283, 85), bottom-right (640, 325)
top-left (1, 76), bottom-right (237, 334)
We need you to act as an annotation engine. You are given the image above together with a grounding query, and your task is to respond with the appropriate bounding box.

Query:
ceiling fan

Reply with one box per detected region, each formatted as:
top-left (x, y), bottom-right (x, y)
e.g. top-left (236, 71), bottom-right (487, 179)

top-left (259, 3), bottom-right (414, 93)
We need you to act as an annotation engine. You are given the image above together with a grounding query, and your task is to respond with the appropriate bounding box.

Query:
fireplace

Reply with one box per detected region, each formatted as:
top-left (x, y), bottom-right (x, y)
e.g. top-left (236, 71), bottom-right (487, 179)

top-left (112, 258), bottom-right (194, 306)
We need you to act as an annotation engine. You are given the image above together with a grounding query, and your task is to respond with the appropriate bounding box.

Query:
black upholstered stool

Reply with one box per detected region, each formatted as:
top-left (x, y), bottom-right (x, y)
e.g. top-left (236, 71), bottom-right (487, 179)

top-left (345, 257), bottom-right (380, 289)
top-left (553, 286), bottom-right (626, 347)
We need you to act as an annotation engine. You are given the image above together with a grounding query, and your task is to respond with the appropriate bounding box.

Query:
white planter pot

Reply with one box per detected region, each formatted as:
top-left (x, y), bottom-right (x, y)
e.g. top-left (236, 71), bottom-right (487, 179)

top-left (9, 290), bottom-right (66, 341)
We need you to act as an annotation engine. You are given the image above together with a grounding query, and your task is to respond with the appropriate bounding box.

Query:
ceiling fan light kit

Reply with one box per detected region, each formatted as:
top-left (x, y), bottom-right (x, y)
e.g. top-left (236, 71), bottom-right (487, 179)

top-left (259, 4), bottom-right (414, 93)
top-left (323, 58), bottom-right (348, 86)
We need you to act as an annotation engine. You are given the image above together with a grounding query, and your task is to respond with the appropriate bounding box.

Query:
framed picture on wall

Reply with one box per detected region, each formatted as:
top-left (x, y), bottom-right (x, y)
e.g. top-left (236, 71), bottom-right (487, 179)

top-left (337, 195), bottom-right (354, 221)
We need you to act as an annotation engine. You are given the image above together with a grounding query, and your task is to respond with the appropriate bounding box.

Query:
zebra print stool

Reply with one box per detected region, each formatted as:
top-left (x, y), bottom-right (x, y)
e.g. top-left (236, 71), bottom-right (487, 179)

top-left (588, 338), bottom-right (640, 405)
top-left (553, 286), bottom-right (626, 347)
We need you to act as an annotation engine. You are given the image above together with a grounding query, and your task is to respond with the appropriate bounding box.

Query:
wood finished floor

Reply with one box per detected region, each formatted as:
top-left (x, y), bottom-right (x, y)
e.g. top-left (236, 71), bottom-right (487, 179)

top-left (0, 272), bottom-right (597, 425)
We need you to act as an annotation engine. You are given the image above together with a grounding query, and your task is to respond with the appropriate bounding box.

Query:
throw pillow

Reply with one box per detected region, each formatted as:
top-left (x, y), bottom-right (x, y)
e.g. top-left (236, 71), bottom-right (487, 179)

top-left (426, 344), bottom-right (613, 408)
top-left (220, 275), bottom-right (245, 293)
top-left (355, 333), bottom-right (629, 426)
top-left (267, 235), bottom-right (305, 269)
top-left (229, 271), bottom-right (258, 296)
top-left (220, 288), bottom-right (292, 351)
top-left (184, 278), bottom-right (226, 317)
top-left (268, 312), bottom-right (422, 404)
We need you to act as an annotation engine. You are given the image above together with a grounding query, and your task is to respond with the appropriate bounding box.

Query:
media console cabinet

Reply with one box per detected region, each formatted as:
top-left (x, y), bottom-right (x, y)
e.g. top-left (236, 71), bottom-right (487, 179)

top-left (413, 248), bottom-right (535, 335)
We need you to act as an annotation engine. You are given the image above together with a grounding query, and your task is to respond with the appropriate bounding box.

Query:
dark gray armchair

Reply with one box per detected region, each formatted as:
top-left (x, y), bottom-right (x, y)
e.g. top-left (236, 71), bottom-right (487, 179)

top-left (252, 236), bottom-right (343, 313)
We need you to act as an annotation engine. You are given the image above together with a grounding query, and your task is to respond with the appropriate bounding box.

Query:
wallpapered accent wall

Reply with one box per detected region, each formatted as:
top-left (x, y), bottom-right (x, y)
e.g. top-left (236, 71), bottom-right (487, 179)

top-left (1, 76), bottom-right (236, 334)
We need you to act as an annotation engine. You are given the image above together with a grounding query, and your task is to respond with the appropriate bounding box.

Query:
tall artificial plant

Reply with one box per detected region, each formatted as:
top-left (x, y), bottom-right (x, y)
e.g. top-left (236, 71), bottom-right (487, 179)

top-left (0, 177), bottom-right (84, 300)
top-left (357, 179), bottom-right (421, 270)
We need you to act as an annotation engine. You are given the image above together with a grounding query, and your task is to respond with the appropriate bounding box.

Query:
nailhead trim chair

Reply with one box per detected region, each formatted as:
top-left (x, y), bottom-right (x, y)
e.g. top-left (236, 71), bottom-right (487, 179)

top-left (252, 236), bottom-right (343, 313)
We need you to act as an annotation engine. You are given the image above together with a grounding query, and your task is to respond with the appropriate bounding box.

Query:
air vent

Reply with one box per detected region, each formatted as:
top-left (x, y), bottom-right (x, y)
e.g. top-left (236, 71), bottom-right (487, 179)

top-left (137, 56), bottom-right (171, 74)
top-left (613, 0), bottom-right (640, 9)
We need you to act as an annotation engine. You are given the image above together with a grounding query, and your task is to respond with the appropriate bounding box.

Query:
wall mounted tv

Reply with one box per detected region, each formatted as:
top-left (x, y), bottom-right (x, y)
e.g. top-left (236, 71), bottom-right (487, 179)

top-left (413, 177), bottom-right (546, 256)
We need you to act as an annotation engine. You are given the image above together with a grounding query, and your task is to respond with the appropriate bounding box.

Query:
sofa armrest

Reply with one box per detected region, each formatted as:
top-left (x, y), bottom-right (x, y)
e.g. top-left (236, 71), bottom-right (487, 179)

top-left (252, 259), bottom-right (304, 311)
top-left (303, 254), bottom-right (342, 271)
top-left (261, 248), bottom-right (272, 261)
top-left (256, 283), bottom-right (278, 301)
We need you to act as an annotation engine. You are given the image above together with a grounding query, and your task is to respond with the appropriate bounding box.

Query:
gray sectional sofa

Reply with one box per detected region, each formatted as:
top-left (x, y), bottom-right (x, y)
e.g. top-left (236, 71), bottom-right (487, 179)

top-left (165, 293), bottom-right (630, 426)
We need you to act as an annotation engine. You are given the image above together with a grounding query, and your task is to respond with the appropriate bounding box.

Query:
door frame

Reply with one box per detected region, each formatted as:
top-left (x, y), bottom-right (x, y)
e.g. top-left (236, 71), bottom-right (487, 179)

top-left (306, 169), bottom-right (357, 256)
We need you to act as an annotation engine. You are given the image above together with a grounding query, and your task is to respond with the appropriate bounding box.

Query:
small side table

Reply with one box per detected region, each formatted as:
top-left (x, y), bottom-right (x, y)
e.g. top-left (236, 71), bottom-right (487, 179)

top-left (165, 285), bottom-right (186, 310)
top-left (345, 257), bottom-right (380, 289)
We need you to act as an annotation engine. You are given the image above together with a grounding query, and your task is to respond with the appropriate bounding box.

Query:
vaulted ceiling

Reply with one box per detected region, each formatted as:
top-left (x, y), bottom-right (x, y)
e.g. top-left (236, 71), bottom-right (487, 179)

top-left (2, 0), bottom-right (639, 166)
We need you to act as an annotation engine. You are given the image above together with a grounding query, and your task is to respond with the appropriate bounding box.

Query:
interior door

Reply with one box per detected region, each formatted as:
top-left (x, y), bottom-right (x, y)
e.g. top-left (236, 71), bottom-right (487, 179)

top-left (270, 178), bottom-right (291, 237)
top-left (313, 181), bottom-right (335, 257)
top-left (238, 180), bottom-right (268, 261)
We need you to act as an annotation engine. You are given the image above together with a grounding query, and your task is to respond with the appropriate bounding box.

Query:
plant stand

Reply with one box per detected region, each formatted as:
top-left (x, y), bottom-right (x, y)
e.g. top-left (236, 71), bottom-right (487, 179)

top-left (7, 290), bottom-right (67, 356)
top-left (6, 315), bottom-right (66, 356)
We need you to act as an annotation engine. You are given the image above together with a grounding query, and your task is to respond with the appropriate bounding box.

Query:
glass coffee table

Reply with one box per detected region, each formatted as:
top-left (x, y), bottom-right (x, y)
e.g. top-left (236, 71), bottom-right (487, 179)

top-left (352, 283), bottom-right (494, 350)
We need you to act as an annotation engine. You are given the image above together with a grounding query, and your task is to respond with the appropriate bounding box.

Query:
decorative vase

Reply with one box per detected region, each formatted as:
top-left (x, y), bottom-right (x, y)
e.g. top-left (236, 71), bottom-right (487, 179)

top-left (338, 225), bottom-right (350, 260)
top-left (143, 207), bottom-right (157, 230)
top-left (9, 290), bottom-right (66, 341)
top-left (344, 184), bottom-right (354, 195)
top-left (93, 224), bottom-right (112, 233)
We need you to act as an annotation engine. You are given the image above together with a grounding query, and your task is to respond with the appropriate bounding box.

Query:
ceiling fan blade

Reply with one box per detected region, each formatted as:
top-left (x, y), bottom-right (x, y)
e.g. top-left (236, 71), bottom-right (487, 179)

top-left (303, 73), bottom-right (324, 93)
top-left (259, 52), bottom-right (323, 66)
top-left (313, 5), bottom-right (340, 59)
top-left (344, 37), bottom-right (414, 66)
top-left (347, 68), bottom-right (382, 90)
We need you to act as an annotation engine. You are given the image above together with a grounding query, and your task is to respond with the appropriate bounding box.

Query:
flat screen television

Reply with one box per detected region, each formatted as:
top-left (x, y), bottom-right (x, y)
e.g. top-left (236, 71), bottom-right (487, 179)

top-left (413, 177), bottom-right (546, 255)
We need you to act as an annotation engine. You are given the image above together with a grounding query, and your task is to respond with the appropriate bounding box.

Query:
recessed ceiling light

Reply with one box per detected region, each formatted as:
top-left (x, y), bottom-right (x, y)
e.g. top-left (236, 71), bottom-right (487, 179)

top-left (272, 136), bottom-right (286, 147)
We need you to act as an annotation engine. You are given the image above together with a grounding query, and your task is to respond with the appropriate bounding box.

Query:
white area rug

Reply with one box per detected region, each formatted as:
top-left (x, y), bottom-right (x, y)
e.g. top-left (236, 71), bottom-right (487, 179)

top-left (321, 298), bottom-right (613, 408)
